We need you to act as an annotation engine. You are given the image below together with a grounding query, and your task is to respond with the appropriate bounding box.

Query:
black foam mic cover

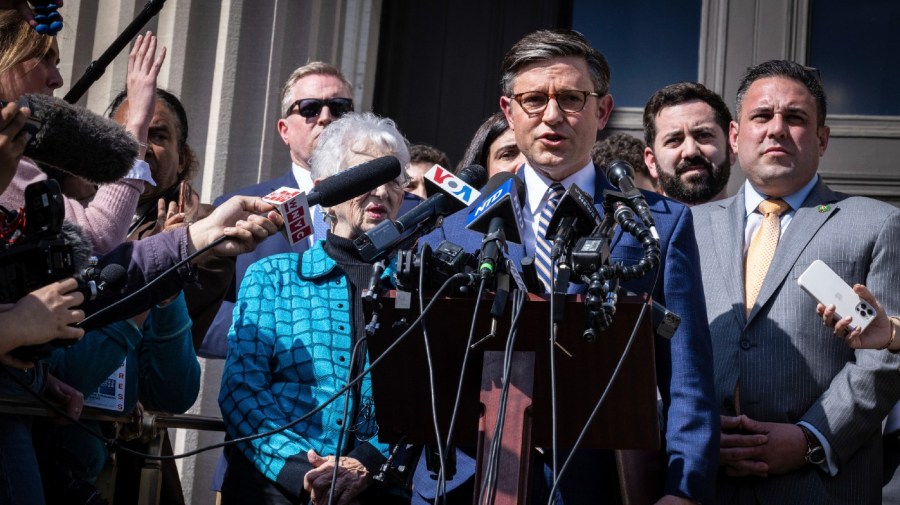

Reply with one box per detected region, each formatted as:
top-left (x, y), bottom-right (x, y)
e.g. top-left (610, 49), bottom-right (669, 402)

top-left (308, 155), bottom-right (401, 207)
top-left (12, 94), bottom-right (139, 183)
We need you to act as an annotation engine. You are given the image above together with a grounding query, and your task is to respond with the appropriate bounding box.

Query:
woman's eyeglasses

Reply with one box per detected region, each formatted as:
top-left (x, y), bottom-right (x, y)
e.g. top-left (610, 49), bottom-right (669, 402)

top-left (286, 97), bottom-right (354, 119)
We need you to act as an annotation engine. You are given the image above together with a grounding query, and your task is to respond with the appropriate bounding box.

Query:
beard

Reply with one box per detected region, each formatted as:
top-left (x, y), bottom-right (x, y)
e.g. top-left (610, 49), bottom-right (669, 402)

top-left (658, 155), bottom-right (730, 205)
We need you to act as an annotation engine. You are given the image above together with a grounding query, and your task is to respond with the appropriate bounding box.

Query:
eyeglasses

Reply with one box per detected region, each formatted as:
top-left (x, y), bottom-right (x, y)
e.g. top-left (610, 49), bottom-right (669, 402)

top-left (510, 90), bottom-right (599, 115)
top-left (286, 97), bottom-right (354, 119)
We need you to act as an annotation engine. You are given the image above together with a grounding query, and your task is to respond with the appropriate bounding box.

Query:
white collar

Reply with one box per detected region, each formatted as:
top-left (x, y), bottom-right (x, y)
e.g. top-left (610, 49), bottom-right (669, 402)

top-left (291, 162), bottom-right (314, 193)
top-left (743, 174), bottom-right (819, 217)
top-left (522, 161), bottom-right (596, 215)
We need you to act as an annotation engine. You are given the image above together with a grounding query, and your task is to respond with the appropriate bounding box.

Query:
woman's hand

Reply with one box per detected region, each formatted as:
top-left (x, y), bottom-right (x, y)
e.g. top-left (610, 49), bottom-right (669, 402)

top-left (0, 102), bottom-right (31, 191)
top-left (186, 195), bottom-right (282, 257)
top-left (303, 450), bottom-right (370, 505)
top-left (0, 278), bottom-right (85, 367)
top-left (124, 31), bottom-right (166, 158)
top-left (817, 284), bottom-right (894, 350)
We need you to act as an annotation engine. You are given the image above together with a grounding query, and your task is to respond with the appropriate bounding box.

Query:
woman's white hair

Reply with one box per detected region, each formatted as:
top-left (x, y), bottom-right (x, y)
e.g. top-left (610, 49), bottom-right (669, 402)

top-left (309, 112), bottom-right (410, 182)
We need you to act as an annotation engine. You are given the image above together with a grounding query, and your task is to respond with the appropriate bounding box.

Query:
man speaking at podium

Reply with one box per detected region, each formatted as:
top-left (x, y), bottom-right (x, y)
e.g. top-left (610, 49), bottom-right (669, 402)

top-left (424, 29), bottom-right (718, 504)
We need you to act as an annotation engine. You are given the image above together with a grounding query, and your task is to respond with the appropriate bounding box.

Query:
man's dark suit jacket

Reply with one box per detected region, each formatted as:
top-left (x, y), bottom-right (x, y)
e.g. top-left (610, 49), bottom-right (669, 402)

top-left (199, 171), bottom-right (311, 358)
top-left (421, 164), bottom-right (719, 504)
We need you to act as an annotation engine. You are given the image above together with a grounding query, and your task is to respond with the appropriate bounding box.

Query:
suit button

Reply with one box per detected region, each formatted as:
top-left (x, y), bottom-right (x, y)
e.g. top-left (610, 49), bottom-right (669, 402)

top-left (740, 339), bottom-right (751, 350)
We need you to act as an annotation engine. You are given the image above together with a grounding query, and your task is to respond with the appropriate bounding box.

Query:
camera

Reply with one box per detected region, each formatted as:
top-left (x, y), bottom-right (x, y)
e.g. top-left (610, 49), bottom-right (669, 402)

top-left (394, 240), bottom-right (478, 293)
top-left (0, 180), bottom-right (84, 361)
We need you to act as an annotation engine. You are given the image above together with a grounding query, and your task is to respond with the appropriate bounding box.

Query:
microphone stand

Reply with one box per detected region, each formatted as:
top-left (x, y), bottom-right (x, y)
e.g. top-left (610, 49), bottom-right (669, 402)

top-left (64, 0), bottom-right (168, 104)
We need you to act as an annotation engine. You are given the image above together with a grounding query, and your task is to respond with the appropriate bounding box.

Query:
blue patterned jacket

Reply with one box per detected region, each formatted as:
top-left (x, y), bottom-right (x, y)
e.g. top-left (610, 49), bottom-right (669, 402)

top-left (219, 241), bottom-right (388, 496)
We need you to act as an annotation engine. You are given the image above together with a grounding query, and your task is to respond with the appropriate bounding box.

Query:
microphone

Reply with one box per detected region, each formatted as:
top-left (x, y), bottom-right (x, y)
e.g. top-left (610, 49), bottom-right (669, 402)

top-left (2, 94), bottom-right (140, 183)
top-left (9, 263), bottom-right (128, 362)
top-left (605, 160), bottom-right (659, 240)
top-left (78, 263), bottom-right (128, 301)
top-left (309, 155), bottom-right (401, 207)
top-left (544, 183), bottom-right (601, 261)
top-left (354, 164), bottom-right (487, 262)
top-left (465, 172), bottom-right (525, 277)
top-left (263, 156), bottom-right (401, 246)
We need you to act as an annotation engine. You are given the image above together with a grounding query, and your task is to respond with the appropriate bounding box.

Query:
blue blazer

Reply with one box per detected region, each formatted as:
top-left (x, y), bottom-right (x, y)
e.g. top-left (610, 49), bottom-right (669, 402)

top-left (199, 171), bottom-right (321, 358)
top-left (421, 164), bottom-right (718, 503)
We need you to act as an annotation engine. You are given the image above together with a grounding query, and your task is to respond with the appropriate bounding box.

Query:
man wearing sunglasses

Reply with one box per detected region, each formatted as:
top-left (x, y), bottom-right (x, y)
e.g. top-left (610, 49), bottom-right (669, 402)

top-left (199, 61), bottom-right (354, 496)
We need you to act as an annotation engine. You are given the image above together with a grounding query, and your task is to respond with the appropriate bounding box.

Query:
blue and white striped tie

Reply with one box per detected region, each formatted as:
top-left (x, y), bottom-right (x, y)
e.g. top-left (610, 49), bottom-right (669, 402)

top-left (535, 183), bottom-right (565, 292)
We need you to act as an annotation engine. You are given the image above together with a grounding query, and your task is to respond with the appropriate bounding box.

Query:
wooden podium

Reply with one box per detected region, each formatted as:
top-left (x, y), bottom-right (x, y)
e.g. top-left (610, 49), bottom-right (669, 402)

top-left (365, 292), bottom-right (659, 504)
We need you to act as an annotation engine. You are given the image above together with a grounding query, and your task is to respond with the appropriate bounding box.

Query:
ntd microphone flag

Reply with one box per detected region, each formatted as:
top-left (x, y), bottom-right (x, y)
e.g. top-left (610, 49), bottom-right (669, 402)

top-left (466, 176), bottom-right (525, 244)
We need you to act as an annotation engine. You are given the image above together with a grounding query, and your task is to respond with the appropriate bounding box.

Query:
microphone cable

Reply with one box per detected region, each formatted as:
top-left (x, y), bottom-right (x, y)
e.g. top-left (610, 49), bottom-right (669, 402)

top-left (476, 287), bottom-right (526, 505)
top-left (440, 274), bottom-right (486, 504)
top-left (545, 266), bottom-right (662, 505)
top-left (326, 335), bottom-right (367, 505)
top-left (417, 252), bottom-right (448, 504)
top-left (4, 271), bottom-right (473, 463)
top-left (77, 232), bottom-right (231, 329)
top-left (548, 256), bottom-right (560, 485)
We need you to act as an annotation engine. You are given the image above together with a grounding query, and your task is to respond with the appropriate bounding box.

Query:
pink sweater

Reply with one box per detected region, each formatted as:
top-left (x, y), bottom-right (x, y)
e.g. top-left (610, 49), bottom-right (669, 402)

top-left (0, 158), bottom-right (144, 255)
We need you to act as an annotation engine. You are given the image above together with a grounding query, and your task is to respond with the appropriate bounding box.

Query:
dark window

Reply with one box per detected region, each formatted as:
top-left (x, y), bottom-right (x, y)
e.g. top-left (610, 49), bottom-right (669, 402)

top-left (572, 0), bottom-right (702, 108)
top-left (809, 0), bottom-right (900, 116)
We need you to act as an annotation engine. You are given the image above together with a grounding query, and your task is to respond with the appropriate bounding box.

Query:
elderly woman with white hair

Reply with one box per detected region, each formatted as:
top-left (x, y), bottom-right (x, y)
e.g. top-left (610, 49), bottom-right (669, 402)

top-left (219, 112), bottom-right (411, 505)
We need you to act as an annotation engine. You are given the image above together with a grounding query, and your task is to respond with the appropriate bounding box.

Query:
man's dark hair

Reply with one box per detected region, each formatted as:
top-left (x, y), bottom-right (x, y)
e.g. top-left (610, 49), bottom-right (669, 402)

top-left (106, 88), bottom-right (199, 185)
top-left (735, 60), bottom-right (827, 126)
top-left (592, 133), bottom-right (652, 181)
top-left (409, 144), bottom-right (451, 171)
top-left (500, 29), bottom-right (610, 96)
top-left (643, 82), bottom-right (732, 148)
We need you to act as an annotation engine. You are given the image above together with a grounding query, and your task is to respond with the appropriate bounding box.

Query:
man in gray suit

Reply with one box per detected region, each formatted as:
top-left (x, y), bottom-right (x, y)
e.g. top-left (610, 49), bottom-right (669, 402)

top-left (692, 60), bottom-right (900, 504)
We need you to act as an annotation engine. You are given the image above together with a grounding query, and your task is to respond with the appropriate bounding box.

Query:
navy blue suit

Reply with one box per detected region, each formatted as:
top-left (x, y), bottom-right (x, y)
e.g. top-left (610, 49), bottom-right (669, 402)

top-left (199, 171), bottom-right (324, 358)
top-left (421, 165), bottom-right (718, 503)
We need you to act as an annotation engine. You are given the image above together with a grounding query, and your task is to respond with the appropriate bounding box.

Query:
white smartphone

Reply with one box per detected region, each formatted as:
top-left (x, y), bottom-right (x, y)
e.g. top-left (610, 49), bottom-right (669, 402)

top-left (797, 259), bottom-right (876, 333)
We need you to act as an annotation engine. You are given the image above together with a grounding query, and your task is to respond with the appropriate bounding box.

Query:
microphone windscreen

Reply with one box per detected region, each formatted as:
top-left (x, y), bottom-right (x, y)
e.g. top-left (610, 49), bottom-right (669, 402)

top-left (60, 220), bottom-right (93, 274)
top-left (98, 263), bottom-right (127, 292)
top-left (454, 164), bottom-right (488, 189)
top-left (311, 155), bottom-right (401, 207)
top-left (20, 94), bottom-right (139, 184)
top-left (605, 159), bottom-right (636, 191)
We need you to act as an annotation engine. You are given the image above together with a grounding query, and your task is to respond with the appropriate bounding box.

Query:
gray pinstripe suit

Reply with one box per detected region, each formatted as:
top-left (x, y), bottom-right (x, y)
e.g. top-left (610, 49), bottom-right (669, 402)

top-left (692, 179), bottom-right (900, 504)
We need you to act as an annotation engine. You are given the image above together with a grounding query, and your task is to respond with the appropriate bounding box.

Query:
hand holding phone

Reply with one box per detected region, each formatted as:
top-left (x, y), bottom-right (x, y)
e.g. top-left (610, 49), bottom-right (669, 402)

top-left (798, 260), bottom-right (876, 333)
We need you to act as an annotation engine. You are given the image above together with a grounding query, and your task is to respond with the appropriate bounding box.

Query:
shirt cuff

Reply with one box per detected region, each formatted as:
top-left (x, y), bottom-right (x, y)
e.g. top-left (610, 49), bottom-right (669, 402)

top-left (798, 421), bottom-right (838, 476)
top-left (126, 159), bottom-right (156, 186)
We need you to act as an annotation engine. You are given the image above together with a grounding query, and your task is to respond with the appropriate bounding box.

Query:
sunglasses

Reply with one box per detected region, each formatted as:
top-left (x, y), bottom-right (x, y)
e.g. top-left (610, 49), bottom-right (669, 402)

top-left (287, 97), bottom-right (354, 119)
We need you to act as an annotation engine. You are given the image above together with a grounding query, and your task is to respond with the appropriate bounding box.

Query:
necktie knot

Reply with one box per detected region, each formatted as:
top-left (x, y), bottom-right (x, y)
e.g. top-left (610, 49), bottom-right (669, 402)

top-left (757, 198), bottom-right (789, 217)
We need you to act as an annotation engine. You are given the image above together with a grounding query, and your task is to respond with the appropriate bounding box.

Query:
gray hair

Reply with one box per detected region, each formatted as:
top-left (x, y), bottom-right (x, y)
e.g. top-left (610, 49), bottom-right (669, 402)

top-left (309, 112), bottom-right (410, 181)
top-left (500, 29), bottom-right (611, 96)
top-left (280, 61), bottom-right (353, 117)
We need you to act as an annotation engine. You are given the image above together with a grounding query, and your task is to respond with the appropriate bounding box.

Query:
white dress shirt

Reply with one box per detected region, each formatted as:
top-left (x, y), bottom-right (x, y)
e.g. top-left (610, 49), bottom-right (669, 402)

top-left (522, 161), bottom-right (596, 257)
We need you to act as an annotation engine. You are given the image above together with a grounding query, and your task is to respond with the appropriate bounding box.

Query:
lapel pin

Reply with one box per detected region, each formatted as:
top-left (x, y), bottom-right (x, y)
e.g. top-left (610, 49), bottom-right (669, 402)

top-left (817, 204), bottom-right (831, 213)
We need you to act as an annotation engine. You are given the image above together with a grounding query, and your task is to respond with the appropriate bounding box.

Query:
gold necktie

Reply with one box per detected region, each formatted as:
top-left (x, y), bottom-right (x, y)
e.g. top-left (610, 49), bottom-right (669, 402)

top-left (745, 198), bottom-right (790, 314)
